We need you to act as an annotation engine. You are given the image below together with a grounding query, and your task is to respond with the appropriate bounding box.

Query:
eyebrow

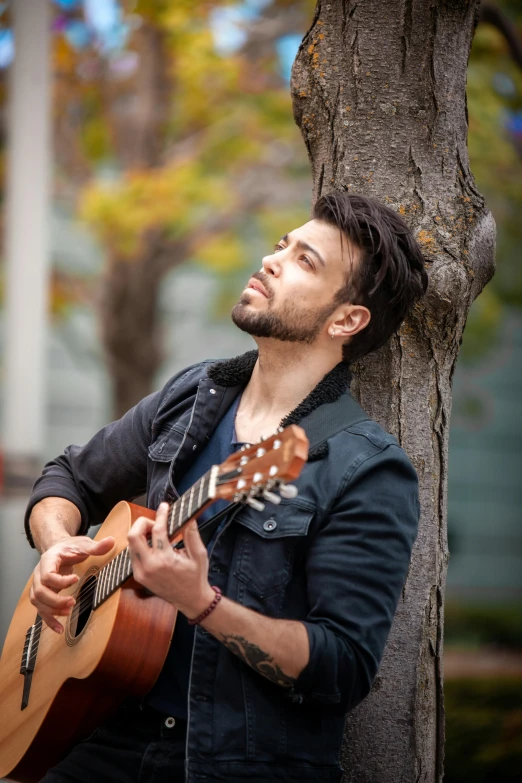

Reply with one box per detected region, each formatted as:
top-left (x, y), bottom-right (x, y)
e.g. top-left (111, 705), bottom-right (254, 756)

top-left (280, 233), bottom-right (326, 268)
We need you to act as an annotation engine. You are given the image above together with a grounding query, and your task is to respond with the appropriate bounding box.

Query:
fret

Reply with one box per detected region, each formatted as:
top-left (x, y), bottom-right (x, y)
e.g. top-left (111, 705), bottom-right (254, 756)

top-left (101, 563), bottom-right (109, 599)
top-left (98, 565), bottom-right (106, 601)
top-left (168, 504), bottom-right (176, 538)
top-left (188, 484), bottom-right (195, 522)
top-left (197, 474), bottom-right (205, 510)
top-left (124, 549), bottom-right (132, 579)
top-left (112, 556), bottom-right (119, 592)
top-left (94, 574), bottom-right (101, 606)
top-left (109, 558), bottom-right (116, 594)
top-left (116, 550), bottom-right (124, 586)
top-left (179, 492), bottom-right (186, 527)
top-left (201, 471), bottom-right (209, 508)
top-left (175, 498), bottom-right (182, 530)
top-left (105, 560), bottom-right (112, 598)
top-left (103, 562), bottom-right (111, 599)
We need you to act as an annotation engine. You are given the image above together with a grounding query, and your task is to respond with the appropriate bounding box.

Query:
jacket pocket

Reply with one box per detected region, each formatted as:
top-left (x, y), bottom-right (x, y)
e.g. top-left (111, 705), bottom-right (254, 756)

top-left (234, 501), bottom-right (314, 601)
top-left (148, 421), bottom-right (188, 462)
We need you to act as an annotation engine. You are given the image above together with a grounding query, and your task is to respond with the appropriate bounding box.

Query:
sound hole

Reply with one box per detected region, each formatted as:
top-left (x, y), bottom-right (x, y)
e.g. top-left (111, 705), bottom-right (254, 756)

top-left (69, 574), bottom-right (96, 638)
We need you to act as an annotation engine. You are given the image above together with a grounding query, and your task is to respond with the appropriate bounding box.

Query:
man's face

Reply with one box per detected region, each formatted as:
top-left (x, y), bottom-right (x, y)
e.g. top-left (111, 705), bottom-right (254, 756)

top-left (232, 219), bottom-right (356, 344)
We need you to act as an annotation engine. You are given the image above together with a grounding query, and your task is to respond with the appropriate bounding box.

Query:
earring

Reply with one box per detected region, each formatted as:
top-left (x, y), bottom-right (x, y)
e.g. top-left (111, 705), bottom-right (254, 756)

top-left (330, 330), bottom-right (336, 339)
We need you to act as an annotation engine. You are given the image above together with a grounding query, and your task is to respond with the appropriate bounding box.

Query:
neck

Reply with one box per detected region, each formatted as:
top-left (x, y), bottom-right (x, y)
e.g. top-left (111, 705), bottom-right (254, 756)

top-left (240, 339), bottom-right (341, 424)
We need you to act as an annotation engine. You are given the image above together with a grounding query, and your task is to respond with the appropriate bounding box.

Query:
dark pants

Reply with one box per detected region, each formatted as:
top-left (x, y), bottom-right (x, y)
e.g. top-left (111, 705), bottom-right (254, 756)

top-left (40, 702), bottom-right (187, 783)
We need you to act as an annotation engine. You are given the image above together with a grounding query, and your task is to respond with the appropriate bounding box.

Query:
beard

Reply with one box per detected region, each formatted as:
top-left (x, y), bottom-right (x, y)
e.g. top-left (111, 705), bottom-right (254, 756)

top-left (231, 291), bottom-right (335, 345)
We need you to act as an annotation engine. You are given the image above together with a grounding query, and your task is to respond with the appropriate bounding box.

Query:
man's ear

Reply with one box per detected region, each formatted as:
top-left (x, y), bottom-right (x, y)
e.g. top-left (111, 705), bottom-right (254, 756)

top-left (330, 304), bottom-right (371, 340)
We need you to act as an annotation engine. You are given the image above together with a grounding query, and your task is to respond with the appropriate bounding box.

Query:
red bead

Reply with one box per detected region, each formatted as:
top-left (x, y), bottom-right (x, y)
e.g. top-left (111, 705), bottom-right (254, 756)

top-left (188, 586), bottom-right (222, 626)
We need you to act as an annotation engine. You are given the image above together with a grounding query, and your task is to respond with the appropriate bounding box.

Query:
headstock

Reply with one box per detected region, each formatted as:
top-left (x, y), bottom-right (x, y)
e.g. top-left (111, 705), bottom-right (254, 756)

top-left (215, 424), bottom-right (309, 510)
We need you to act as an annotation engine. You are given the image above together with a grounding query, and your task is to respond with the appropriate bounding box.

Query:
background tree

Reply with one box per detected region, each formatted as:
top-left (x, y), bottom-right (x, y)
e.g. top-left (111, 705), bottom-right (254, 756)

top-left (68, 0), bottom-right (314, 417)
top-left (291, 1), bottom-right (495, 781)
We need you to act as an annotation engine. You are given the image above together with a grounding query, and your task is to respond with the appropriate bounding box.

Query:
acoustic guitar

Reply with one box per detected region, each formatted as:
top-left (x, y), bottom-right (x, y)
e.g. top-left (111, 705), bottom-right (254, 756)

top-left (0, 425), bottom-right (309, 782)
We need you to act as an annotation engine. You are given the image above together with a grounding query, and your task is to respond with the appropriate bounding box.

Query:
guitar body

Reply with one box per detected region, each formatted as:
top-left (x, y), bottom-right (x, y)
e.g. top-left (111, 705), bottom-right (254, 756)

top-left (0, 502), bottom-right (177, 783)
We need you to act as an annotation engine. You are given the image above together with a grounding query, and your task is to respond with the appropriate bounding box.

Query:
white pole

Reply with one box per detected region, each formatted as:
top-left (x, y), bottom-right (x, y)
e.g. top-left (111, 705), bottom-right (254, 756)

top-left (3, 0), bottom-right (52, 484)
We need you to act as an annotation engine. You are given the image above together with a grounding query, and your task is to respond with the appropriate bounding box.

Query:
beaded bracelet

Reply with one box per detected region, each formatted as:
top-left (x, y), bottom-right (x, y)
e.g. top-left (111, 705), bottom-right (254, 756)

top-left (188, 586), bottom-right (222, 626)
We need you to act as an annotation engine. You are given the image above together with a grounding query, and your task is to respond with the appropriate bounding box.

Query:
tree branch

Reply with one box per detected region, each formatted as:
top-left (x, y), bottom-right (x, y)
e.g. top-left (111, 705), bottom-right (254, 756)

top-left (480, 4), bottom-right (522, 69)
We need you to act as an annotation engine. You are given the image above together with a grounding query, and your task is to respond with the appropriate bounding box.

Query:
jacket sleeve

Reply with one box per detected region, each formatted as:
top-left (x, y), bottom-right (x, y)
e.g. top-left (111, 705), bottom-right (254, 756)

top-left (24, 390), bottom-right (161, 547)
top-left (292, 443), bottom-right (420, 711)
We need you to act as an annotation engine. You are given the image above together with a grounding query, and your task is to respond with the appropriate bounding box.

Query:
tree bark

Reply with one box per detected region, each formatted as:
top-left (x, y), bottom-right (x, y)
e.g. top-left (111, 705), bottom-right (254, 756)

top-left (291, 2), bottom-right (495, 781)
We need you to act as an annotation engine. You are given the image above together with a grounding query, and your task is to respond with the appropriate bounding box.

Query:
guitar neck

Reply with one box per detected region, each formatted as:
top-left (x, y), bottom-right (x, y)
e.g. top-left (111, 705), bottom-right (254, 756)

top-left (93, 466), bottom-right (218, 610)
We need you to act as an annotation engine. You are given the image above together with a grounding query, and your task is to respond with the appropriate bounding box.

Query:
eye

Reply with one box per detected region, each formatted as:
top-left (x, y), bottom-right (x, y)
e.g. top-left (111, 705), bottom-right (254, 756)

top-left (273, 243), bottom-right (285, 252)
top-left (300, 256), bottom-right (314, 268)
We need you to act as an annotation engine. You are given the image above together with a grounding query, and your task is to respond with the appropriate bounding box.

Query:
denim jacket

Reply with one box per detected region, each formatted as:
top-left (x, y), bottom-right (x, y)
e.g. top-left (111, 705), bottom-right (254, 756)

top-left (26, 351), bottom-right (420, 783)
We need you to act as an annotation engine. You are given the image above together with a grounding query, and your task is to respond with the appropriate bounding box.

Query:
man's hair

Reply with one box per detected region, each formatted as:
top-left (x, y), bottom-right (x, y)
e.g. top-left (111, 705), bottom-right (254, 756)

top-left (313, 192), bottom-right (428, 363)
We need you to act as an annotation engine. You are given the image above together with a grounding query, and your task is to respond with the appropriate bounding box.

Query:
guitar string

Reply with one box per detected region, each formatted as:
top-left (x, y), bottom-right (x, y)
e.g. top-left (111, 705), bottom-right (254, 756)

top-left (25, 457), bottom-right (277, 658)
top-left (34, 481), bottom-right (214, 638)
top-left (24, 492), bottom-right (218, 666)
top-left (36, 457), bottom-right (274, 630)
top-left (24, 505), bottom-right (182, 663)
top-left (63, 468), bottom-right (225, 623)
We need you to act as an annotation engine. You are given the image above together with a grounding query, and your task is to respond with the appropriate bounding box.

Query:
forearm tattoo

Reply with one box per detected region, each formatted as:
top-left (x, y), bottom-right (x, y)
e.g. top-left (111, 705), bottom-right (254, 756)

top-left (220, 634), bottom-right (296, 687)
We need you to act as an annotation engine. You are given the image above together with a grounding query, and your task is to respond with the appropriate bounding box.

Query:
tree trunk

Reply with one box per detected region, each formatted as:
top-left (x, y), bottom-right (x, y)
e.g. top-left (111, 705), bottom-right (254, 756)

top-left (99, 20), bottom-right (173, 420)
top-left (291, 2), bottom-right (495, 781)
top-left (100, 232), bottom-right (186, 420)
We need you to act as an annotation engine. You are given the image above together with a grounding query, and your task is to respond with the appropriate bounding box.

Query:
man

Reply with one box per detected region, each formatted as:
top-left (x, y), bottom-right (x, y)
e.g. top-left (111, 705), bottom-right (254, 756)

top-left (26, 192), bottom-right (428, 782)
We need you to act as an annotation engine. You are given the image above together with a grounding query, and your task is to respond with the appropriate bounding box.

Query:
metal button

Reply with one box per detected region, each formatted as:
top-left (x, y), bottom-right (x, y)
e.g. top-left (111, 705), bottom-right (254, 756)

top-left (165, 716), bottom-right (176, 728)
top-left (209, 388), bottom-right (216, 394)
top-left (263, 519), bottom-right (277, 532)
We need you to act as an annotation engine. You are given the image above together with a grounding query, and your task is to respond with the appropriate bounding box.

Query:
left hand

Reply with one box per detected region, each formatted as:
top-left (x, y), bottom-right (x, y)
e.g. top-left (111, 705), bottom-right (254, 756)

top-left (128, 503), bottom-right (215, 620)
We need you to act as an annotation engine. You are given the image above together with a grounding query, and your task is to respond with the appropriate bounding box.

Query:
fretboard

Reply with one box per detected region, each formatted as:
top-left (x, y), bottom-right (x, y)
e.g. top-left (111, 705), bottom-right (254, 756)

top-left (93, 466), bottom-right (217, 610)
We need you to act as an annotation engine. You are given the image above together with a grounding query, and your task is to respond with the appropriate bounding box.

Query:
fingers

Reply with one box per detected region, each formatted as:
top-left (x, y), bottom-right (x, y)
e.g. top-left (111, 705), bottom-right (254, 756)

top-left (90, 536), bottom-right (116, 556)
top-left (30, 570), bottom-right (75, 634)
top-left (182, 520), bottom-right (207, 562)
top-left (151, 503), bottom-right (170, 551)
top-left (128, 514), bottom-right (155, 558)
top-left (57, 536), bottom-right (115, 566)
top-left (30, 535), bottom-right (114, 635)
top-left (43, 571), bottom-right (79, 590)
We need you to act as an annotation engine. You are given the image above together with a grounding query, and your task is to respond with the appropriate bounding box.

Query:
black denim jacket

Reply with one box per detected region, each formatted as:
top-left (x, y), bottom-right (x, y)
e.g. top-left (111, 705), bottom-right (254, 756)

top-left (25, 352), bottom-right (420, 783)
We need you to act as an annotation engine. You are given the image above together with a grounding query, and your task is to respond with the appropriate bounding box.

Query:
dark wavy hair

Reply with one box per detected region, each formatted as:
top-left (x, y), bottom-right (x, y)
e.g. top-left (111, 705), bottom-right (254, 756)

top-left (313, 192), bottom-right (428, 363)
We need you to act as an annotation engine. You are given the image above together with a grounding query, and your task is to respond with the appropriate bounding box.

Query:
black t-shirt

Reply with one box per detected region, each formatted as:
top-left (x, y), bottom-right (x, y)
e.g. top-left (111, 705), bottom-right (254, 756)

top-left (146, 394), bottom-right (242, 718)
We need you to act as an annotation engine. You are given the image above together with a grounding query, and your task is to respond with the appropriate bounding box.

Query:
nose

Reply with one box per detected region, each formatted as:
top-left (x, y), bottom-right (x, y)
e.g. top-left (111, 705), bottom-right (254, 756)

top-left (261, 250), bottom-right (281, 277)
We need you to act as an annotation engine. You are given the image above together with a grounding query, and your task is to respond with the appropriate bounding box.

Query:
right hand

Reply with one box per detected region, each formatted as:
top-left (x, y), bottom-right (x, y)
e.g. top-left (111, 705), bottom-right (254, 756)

top-left (29, 536), bottom-right (115, 634)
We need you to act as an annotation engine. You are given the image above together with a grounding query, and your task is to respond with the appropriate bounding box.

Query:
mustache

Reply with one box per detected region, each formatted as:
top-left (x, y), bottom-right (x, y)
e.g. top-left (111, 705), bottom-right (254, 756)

top-left (251, 271), bottom-right (273, 299)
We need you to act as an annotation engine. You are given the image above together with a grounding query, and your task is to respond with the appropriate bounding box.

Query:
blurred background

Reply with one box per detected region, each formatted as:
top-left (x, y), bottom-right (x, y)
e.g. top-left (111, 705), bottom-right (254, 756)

top-left (0, 1), bottom-right (520, 780)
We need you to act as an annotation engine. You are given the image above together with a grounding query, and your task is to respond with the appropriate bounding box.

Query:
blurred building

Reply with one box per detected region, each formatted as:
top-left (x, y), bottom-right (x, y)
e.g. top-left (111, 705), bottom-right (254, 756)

top-left (447, 310), bottom-right (522, 601)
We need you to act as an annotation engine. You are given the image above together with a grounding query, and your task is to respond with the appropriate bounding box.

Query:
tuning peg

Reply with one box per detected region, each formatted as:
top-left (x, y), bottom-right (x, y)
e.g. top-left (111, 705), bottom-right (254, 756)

top-left (279, 484), bottom-right (298, 499)
top-left (262, 490), bottom-right (281, 505)
top-left (247, 497), bottom-right (265, 512)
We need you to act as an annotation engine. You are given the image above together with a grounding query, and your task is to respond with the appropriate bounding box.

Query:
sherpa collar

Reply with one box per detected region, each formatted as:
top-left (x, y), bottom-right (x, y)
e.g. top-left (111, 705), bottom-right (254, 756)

top-left (207, 350), bottom-right (352, 460)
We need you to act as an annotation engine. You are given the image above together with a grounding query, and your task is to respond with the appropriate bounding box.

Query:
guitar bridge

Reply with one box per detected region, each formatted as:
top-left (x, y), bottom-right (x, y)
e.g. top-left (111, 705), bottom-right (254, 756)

top-left (19, 617), bottom-right (42, 709)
